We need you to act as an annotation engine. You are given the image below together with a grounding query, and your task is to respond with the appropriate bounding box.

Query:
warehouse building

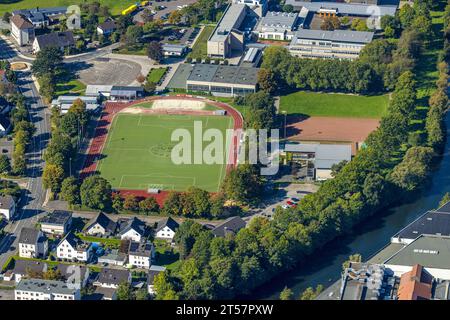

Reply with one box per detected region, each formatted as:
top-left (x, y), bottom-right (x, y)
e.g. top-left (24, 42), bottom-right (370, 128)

top-left (288, 29), bottom-right (374, 60)
top-left (284, 143), bottom-right (352, 180)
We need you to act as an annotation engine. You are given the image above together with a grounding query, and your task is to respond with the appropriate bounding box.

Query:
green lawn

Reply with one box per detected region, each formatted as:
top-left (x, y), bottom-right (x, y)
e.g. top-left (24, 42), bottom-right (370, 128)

top-left (76, 234), bottom-right (121, 248)
top-left (98, 113), bottom-right (234, 192)
top-left (0, 0), bottom-right (138, 16)
top-left (280, 91), bottom-right (389, 118)
top-left (147, 67), bottom-right (168, 84)
top-left (55, 79), bottom-right (86, 96)
top-left (187, 25), bottom-right (215, 60)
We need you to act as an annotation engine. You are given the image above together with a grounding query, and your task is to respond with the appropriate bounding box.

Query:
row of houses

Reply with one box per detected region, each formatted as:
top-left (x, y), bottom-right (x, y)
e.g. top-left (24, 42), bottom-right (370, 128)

top-left (11, 261), bottom-right (163, 300)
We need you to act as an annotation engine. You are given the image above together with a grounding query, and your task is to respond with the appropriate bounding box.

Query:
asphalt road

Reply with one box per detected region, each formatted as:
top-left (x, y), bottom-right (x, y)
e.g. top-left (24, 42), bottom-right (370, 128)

top-left (0, 38), bottom-right (50, 268)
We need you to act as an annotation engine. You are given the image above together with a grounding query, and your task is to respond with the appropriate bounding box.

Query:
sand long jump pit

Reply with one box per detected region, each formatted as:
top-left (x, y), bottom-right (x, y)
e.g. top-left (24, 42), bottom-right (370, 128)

top-left (287, 116), bottom-right (380, 154)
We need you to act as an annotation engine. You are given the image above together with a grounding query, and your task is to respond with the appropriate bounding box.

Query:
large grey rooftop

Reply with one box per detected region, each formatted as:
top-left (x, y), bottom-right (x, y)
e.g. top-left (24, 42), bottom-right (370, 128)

top-left (292, 29), bottom-right (374, 44)
top-left (283, 1), bottom-right (398, 16)
top-left (209, 4), bottom-right (246, 43)
top-left (187, 64), bottom-right (259, 86)
top-left (16, 278), bottom-right (77, 295)
top-left (384, 235), bottom-right (450, 270)
top-left (39, 210), bottom-right (72, 226)
top-left (259, 11), bottom-right (298, 31)
top-left (285, 143), bottom-right (352, 168)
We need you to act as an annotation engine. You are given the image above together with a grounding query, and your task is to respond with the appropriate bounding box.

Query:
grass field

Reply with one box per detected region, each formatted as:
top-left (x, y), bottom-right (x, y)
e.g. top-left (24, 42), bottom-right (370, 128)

top-left (280, 91), bottom-right (389, 118)
top-left (187, 25), bottom-right (215, 60)
top-left (0, 0), bottom-right (137, 16)
top-left (147, 67), bottom-right (168, 84)
top-left (55, 78), bottom-right (86, 96)
top-left (98, 113), bottom-right (234, 192)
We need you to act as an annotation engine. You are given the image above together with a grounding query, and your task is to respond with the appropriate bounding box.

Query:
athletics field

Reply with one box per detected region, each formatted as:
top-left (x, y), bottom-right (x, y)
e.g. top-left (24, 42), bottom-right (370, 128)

top-left (97, 113), bottom-right (234, 192)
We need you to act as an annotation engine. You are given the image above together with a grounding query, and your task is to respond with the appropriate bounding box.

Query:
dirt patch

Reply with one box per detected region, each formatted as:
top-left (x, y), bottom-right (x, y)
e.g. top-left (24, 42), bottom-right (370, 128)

top-left (10, 63), bottom-right (27, 71)
top-left (287, 116), bottom-right (380, 154)
top-left (78, 58), bottom-right (141, 86)
top-left (152, 99), bottom-right (206, 110)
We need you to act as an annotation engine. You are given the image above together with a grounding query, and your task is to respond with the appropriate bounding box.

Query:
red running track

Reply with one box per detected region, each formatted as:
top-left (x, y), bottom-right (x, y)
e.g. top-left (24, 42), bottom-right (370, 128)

top-left (80, 95), bottom-right (244, 205)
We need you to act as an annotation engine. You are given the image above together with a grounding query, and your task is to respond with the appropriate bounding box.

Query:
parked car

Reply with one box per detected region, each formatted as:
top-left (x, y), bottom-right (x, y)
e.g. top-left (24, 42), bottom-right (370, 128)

top-left (282, 204), bottom-right (289, 210)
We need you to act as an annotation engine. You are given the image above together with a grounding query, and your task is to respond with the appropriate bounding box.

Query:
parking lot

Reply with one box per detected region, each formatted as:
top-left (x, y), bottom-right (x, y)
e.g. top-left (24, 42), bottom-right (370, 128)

top-left (147, 0), bottom-right (199, 20)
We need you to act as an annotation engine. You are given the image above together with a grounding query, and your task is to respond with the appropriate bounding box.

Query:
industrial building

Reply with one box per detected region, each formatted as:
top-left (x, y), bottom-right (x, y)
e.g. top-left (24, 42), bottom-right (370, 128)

top-left (288, 29), bottom-right (374, 60)
top-left (233, 0), bottom-right (268, 17)
top-left (284, 143), bottom-right (352, 180)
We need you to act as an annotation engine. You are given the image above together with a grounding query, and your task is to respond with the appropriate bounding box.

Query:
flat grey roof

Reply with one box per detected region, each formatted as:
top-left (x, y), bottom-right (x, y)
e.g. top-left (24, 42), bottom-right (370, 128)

top-left (393, 210), bottom-right (450, 241)
top-left (16, 279), bottom-right (77, 295)
top-left (384, 235), bottom-right (450, 270)
top-left (284, 1), bottom-right (398, 16)
top-left (167, 64), bottom-right (194, 90)
top-left (260, 11), bottom-right (298, 30)
top-left (188, 64), bottom-right (259, 86)
top-left (40, 210), bottom-right (72, 226)
top-left (162, 44), bottom-right (187, 53)
top-left (209, 4), bottom-right (246, 43)
top-left (285, 143), bottom-right (352, 168)
top-left (292, 29), bottom-right (374, 44)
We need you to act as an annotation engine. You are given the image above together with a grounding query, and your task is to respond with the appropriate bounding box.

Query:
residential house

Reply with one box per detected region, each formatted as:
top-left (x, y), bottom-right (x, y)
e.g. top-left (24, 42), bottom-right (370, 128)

top-left (6, 260), bottom-right (48, 283)
top-left (0, 195), bottom-right (15, 221)
top-left (147, 265), bottom-right (166, 296)
top-left (15, 278), bottom-right (80, 300)
top-left (97, 20), bottom-right (117, 36)
top-left (10, 15), bottom-right (35, 46)
top-left (288, 29), bottom-right (374, 60)
top-left (397, 264), bottom-right (433, 300)
top-left (32, 31), bottom-right (75, 54)
top-left (98, 248), bottom-right (127, 267)
top-left (155, 217), bottom-right (179, 241)
top-left (212, 216), bottom-right (246, 238)
top-left (56, 232), bottom-right (93, 262)
top-left (55, 264), bottom-right (90, 290)
top-left (84, 212), bottom-right (117, 237)
top-left (13, 7), bottom-right (68, 28)
top-left (93, 268), bottom-right (131, 289)
top-left (128, 240), bottom-right (154, 269)
top-left (39, 210), bottom-right (72, 235)
top-left (119, 217), bottom-right (147, 242)
top-left (18, 228), bottom-right (48, 259)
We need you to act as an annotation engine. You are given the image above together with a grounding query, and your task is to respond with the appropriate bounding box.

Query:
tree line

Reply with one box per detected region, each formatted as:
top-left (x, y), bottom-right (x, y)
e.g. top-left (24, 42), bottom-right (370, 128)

top-left (152, 0), bottom-right (448, 300)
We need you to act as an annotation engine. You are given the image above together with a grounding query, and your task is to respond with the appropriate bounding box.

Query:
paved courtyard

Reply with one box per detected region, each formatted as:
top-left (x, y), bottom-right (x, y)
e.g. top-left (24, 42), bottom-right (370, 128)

top-left (77, 57), bottom-right (142, 86)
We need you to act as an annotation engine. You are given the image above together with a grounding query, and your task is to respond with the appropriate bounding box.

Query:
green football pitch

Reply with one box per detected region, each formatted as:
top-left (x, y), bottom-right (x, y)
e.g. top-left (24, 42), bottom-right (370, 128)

top-left (97, 113), bottom-right (234, 192)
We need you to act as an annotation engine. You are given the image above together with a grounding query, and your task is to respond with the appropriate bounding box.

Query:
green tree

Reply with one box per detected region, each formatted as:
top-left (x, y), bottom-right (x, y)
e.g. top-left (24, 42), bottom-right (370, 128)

top-left (0, 155), bottom-right (11, 174)
top-left (80, 175), bottom-right (112, 210)
top-left (139, 197), bottom-right (160, 214)
top-left (116, 281), bottom-right (134, 300)
top-left (42, 164), bottom-right (65, 194)
top-left (299, 285), bottom-right (324, 300)
top-left (147, 41), bottom-right (163, 62)
top-left (135, 288), bottom-right (149, 300)
top-left (439, 192), bottom-right (450, 208)
top-left (60, 176), bottom-right (80, 205)
top-left (125, 25), bottom-right (143, 44)
top-left (31, 47), bottom-right (63, 78)
top-left (257, 68), bottom-right (277, 94)
top-left (123, 195), bottom-right (139, 211)
top-left (279, 286), bottom-right (293, 300)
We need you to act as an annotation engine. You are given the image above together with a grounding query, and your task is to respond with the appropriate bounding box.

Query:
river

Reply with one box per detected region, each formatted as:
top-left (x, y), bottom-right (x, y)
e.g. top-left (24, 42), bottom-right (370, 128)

top-left (249, 114), bottom-right (450, 300)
